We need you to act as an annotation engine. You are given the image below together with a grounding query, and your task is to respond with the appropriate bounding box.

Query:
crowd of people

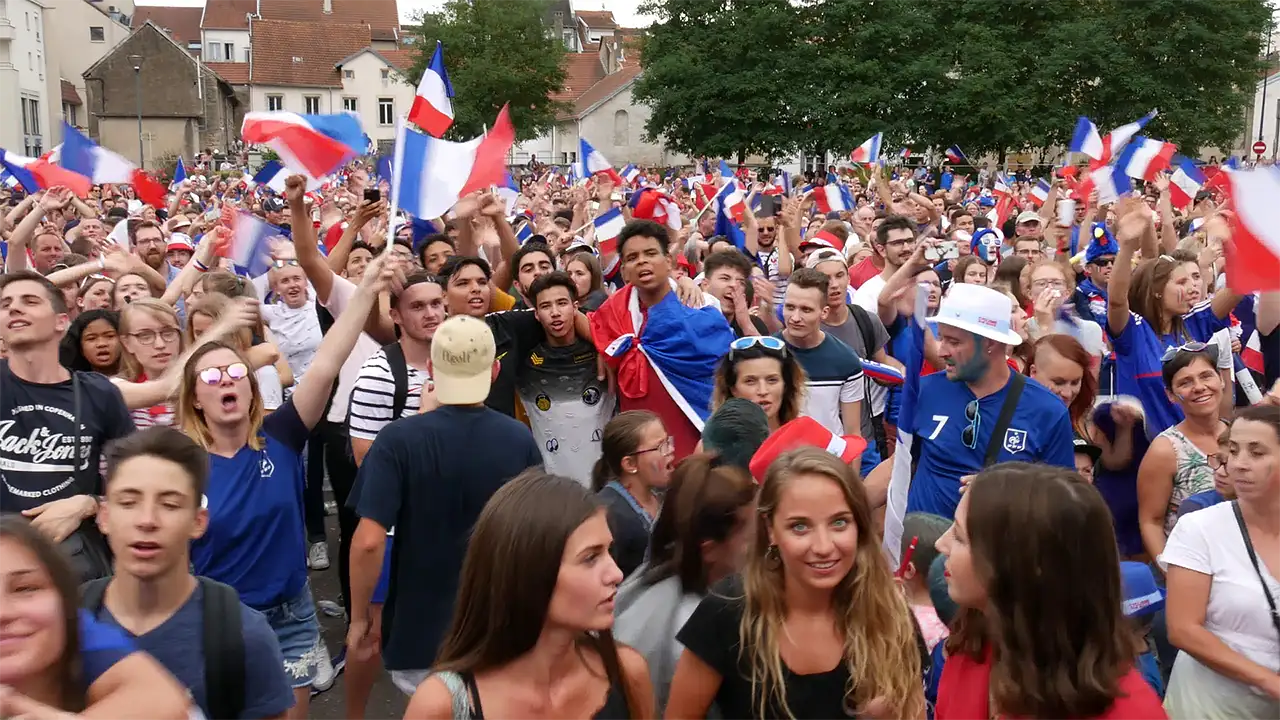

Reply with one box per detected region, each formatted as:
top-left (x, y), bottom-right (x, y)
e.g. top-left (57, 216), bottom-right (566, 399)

top-left (0, 149), bottom-right (1277, 720)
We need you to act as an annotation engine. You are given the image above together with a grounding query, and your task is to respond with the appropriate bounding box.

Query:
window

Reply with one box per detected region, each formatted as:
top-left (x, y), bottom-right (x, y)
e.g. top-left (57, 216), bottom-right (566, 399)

top-left (28, 52), bottom-right (32, 69)
top-left (304, 95), bottom-right (321, 114)
top-left (244, 47), bottom-right (251, 62)
top-left (380, 68), bottom-right (389, 80)
top-left (63, 102), bottom-right (77, 126)
top-left (378, 98), bottom-right (394, 125)
top-left (223, 43), bottom-right (233, 60)
top-left (21, 97), bottom-right (41, 156)
top-left (613, 110), bottom-right (629, 145)
top-left (205, 43), bottom-right (220, 61)
top-left (90, 26), bottom-right (104, 42)
top-left (343, 96), bottom-right (357, 112)
top-left (266, 94), bottom-right (283, 111)
top-left (343, 69), bottom-right (354, 79)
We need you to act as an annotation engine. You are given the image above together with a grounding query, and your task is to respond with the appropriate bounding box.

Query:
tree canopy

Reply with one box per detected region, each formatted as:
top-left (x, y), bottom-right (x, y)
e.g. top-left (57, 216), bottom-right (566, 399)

top-left (636, 0), bottom-right (1274, 161)
top-left (406, 0), bottom-right (569, 142)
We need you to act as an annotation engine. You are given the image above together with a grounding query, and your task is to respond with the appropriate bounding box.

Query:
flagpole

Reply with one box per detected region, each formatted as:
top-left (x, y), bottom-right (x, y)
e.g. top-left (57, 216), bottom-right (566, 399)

top-left (386, 117), bottom-right (406, 258)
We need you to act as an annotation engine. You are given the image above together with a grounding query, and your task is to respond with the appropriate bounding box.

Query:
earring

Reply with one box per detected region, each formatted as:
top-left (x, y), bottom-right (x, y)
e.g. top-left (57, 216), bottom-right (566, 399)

top-left (765, 544), bottom-right (781, 569)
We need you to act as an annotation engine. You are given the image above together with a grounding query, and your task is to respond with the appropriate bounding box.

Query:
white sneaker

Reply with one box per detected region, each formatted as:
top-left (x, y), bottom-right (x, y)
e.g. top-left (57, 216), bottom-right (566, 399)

top-left (307, 542), bottom-right (330, 570)
top-left (311, 639), bottom-right (336, 694)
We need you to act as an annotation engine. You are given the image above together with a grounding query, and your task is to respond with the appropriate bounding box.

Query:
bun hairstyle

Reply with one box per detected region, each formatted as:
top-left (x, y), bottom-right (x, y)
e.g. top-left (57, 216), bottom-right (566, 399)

top-left (591, 410), bottom-right (660, 491)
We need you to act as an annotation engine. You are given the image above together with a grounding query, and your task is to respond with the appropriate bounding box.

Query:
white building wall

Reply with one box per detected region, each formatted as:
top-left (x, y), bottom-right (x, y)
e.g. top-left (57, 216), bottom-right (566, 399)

top-left (44, 0), bottom-right (130, 137)
top-left (1248, 72), bottom-right (1280, 162)
top-left (336, 52), bottom-right (414, 153)
top-left (202, 28), bottom-right (248, 63)
top-left (0, 0), bottom-right (52, 155)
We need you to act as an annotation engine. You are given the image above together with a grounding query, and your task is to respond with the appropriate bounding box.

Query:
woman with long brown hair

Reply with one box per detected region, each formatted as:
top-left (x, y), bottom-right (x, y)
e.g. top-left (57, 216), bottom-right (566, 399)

top-left (934, 463), bottom-right (1165, 719)
top-left (404, 470), bottom-right (653, 719)
top-left (614, 454), bottom-right (756, 714)
top-left (666, 447), bottom-right (925, 719)
top-left (711, 337), bottom-right (808, 432)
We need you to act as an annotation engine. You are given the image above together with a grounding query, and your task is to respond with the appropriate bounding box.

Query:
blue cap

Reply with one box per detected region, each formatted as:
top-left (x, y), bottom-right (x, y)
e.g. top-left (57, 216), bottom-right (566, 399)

top-left (1084, 223), bottom-right (1118, 264)
top-left (1120, 561), bottom-right (1165, 617)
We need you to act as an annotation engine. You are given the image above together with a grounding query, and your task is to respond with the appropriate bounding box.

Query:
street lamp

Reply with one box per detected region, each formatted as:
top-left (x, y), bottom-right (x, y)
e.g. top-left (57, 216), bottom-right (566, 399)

top-left (129, 54), bottom-right (144, 168)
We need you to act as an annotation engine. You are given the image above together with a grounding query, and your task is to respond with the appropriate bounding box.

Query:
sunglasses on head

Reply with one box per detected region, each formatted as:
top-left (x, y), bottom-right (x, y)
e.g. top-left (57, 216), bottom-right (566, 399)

top-left (728, 335), bottom-right (787, 360)
top-left (1160, 341), bottom-right (1220, 365)
top-left (198, 362), bottom-right (250, 385)
top-left (272, 259), bottom-right (300, 269)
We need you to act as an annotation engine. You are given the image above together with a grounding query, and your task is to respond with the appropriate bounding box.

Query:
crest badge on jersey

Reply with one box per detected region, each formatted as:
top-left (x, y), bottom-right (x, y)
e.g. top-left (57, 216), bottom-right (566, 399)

top-left (1003, 428), bottom-right (1027, 454)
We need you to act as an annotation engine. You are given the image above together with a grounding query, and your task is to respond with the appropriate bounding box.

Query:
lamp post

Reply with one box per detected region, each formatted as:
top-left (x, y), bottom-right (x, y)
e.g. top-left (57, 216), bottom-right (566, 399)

top-left (129, 54), bottom-right (144, 168)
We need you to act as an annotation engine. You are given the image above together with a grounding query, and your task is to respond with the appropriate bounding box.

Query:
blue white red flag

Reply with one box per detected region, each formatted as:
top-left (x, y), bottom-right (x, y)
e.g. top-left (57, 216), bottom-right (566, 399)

top-left (241, 112), bottom-right (365, 181)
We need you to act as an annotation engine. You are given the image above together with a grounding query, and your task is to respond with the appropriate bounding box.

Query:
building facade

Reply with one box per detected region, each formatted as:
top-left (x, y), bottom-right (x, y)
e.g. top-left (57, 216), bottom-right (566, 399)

top-left (45, 0), bottom-right (132, 136)
top-left (1, 0), bottom-right (53, 156)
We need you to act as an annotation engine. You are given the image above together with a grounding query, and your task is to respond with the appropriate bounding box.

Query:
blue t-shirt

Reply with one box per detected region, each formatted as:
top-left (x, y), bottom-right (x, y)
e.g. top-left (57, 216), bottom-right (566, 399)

top-left (907, 372), bottom-right (1075, 520)
top-left (1108, 301), bottom-right (1228, 436)
top-left (92, 584), bottom-right (294, 719)
top-left (80, 609), bottom-right (135, 686)
top-left (1175, 488), bottom-right (1225, 520)
top-left (777, 332), bottom-right (865, 438)
top-left (191, 401), bottom-right (310, 609)
top-left (351, 404), bottom-right (542, 671)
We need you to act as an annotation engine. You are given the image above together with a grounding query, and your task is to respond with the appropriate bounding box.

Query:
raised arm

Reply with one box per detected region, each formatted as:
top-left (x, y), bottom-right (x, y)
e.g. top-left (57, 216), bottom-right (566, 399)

top-left (160, 230), bottom-right (218, 305)
top-left (1203, 214), bottom-right (1244, 321)
top-left (281, 175), bottom-right (338, 305)
top-left (1106, 200), bottom-right (1147, 337)
top-left (1153, 174), bottom-right (1178, 253)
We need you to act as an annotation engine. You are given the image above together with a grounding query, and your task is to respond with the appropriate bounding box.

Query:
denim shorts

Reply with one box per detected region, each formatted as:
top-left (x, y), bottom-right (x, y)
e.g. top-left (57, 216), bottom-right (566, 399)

top-left (258, 580), bottom-right (322, 689)
top-left (372, 536), bottom-right (394, 605)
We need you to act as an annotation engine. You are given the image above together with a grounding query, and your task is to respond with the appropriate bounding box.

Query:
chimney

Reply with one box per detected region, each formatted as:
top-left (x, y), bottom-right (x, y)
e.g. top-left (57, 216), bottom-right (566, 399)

top-left (323, 0), bottom-right (332, 14)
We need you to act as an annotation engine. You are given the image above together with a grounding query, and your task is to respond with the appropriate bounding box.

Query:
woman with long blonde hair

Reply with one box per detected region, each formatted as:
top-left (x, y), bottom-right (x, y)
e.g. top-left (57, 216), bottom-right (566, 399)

top-left (666, 447), bottom-right (926, 719)
top-left (186, 293), bottom-right (291, 410)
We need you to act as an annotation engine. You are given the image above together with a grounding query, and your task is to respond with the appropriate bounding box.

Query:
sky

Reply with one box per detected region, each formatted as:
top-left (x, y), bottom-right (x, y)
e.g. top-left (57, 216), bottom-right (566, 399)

top-left (133, 0), bottom-right (656, 27)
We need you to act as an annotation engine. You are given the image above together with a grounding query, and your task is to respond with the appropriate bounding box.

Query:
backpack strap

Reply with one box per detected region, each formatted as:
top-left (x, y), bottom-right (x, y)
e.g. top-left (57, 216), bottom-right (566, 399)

top-left (199, 577), bottom-right (245, 720)
top-left (80, 576), bottom-right (111, 612)
top-left (382, 342), bottom-right (410, 420)
top-left (983, 373), bottom-right (1027, 468)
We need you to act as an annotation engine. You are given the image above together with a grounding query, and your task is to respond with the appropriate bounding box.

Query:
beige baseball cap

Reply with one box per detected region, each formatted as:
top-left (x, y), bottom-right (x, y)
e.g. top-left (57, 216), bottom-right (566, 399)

top-left (430, 315), bottom-right (496, 405)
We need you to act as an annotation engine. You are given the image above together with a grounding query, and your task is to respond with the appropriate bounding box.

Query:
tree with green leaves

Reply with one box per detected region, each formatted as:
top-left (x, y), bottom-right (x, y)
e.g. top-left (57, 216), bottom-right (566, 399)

top-left (633, 0), bottom-right (811, 162)
top-left (406, 0), bottom-right (569, 142)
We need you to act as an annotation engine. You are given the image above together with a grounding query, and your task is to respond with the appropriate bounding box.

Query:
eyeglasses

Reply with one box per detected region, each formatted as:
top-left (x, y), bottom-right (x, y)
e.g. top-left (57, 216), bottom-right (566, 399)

top-left (1091, 258), bottom-right (1115, 268)
top-left (728, 335), bottom-right (788, 360)
top-left (272, 259), bottom-right (299, 269)
top-left (631, 436), bottom-right (675, 457)
top-left (127, 327), bottom-right (181, 345)
top-left (197, 362), bottom-right (250, 385)
top-left (961, 399), bottom-right (981, 449)
top-left (1207, 454), bottom-right (1227, 472)
top-left (1159, 341), bottom-right (1220, 365)
top-left (1030, 279), bottom-right (1066, 290)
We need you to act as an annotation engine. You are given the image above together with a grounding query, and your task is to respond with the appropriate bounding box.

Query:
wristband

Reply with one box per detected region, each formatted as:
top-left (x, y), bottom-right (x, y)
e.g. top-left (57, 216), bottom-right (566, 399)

top-left (192, 258), bottom-right (210, 272)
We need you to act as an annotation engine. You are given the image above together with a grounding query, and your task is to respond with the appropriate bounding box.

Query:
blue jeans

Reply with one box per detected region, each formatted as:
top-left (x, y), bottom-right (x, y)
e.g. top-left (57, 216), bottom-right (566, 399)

top-left (259, 580), bottom-right (322, 688)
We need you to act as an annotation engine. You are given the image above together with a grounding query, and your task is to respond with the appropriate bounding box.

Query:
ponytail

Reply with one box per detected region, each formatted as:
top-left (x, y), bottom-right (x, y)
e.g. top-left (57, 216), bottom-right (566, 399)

top-left (593, 410), bottom-right (660, 493)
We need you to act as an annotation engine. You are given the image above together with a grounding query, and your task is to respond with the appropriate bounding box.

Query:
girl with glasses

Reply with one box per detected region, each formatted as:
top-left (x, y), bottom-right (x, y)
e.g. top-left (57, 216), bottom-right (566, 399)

top-left (175, 255), bottom-right (391, 718)
top-left (712, 336), bottom-right (808, 432)
top-left (1025, 260), bottom-right (1106, 361)
top-left (592, 411), bottom-right (674, 580)
top-left (1137, 346), bottom-right (1229, 560)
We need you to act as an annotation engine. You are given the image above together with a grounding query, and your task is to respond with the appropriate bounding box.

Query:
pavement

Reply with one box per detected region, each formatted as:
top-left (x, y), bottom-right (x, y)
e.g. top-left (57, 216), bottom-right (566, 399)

top-left (307, 511), bottom-right (408, 720)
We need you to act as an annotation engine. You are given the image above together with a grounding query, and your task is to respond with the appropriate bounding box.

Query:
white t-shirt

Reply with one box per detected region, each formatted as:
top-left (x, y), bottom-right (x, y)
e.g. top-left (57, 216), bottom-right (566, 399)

top-left (256, 364), bottom-right (284, 410)
top-left (321, 275), bottom-right (381, 424)
top-left (1159, 502), bottom-right (1280, 717)
top-left (260, 301), bottom-right (322, 383)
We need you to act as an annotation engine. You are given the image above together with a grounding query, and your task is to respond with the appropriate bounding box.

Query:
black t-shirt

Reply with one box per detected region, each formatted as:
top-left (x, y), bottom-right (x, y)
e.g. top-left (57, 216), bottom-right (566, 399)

top-left (484, 309), bottom-right (545, 418)
top-left (677, 576), bottom-right (930, 719)
top-left (597, 484), bottom-right (651, 579)
top-left (350, 405), bottom-right (542, 670)
top-left (729, 315), bottom-right (770, 338)
top-left (0, 363), bottom-right (134, 512)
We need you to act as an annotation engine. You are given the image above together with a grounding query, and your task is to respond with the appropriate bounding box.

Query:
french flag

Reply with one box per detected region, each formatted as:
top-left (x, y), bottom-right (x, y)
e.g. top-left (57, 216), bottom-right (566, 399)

top-left (578, 139), bottom-right (621, 184)
top-left (408, 41), bottom-right (454, 138)
top-left (1115, 136), bottom-right (1176, 181)
top-left (3, 148), bottom-right (91, 197)
top-left (627, 187), bottom-right (681, 230)
top-left (228, 211), bottom-right (286, 277)
top-left (593, 206), bottom-right (626, 255)
top-left (0, 150), bottom-right (43, 193)
top-left (944, 145), bottom-right (967, 165)
top-left (1101, 110), bottom-right (1158, 164)
top-left (514, 221), bottom-right (534, 245)
top-left (390, 105), bottom-right (516, 222)
top-left (992, 172), bottom-right (1013, 199)
top-left (849, 133), bottom-right (882, 164)
top-left (862, 359), bottom-right (905, 386)
top-left (1168, 155), bottom-right (1206, 209)
top-left (171, 157), bottom-right (187, 189)
top-left (899, 148), bottom-right (912, 160)
top-left (60, 124), bottom-right (167, 207)
top-left (619, 163), bottom-right (641, 185)
top-left (1076, 164), bottom-right (1131, 205)
top-left (763, 171), bottom-right (791, 196)
top-left (1029, 178), bottom-right (1051, 207)
top-left (714, 179), bottom-right (746, 222)
top-left (717, 160), bottom-right (734, 182)
top-left (1070, 117), bottom-right (1104, 160)
top-left (813, 183), bottom-right (852, 214)
top-left (1224, 167), bottom-right (1280, 292)
top-left (0, 168), bottom-right (18, 189)
top-left (496, 172), bottom-right (521, 215)
top-left (241, 112), bottom-right (365, 181)
top-left (251, 160), bottom-right (323, 193)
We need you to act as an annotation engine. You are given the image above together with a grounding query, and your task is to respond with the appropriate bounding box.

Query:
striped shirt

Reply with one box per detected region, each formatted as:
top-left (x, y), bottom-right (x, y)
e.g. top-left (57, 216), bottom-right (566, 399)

top-left (347, 347), bottom-right (429, 441)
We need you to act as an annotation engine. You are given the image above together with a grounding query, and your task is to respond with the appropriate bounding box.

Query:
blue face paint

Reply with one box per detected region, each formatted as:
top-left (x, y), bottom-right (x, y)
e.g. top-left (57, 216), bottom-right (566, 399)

top-left (949, 331), bottom-right (990, 383)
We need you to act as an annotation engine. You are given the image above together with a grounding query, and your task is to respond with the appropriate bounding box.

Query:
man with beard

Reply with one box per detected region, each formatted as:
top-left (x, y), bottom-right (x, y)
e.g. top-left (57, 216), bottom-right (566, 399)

top-left (130, 220), bottom-right (179, 283)
top-left (748, 195), bottom-right (800, 308)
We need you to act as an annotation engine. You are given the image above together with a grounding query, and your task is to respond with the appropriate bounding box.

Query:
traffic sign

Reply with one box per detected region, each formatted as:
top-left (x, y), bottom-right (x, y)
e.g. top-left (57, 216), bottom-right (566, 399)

top-left (1254, 141), bottom-right (1267, 156)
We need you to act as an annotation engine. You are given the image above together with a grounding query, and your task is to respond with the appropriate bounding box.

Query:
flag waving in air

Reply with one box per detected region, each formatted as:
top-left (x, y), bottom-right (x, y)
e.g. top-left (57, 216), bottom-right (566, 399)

top-left (1224, 168), bottom-right (1280, 292)
top-left (578, 139), bottom-right (622, 184)
top-left (391, 105), bottom-right (516, 222)
top-left (945, 145), bottom-right (968, 165)
top-left (1168, 156), bottom-right (1206, 209)
top-left (409, 41), bottom-right (454, 138)
top-left (60, 123), bottom-right (166, 206)
top-left (849, 133), bottom-right (883, 164)
top-left (241, 112), bottom-right (366, 182)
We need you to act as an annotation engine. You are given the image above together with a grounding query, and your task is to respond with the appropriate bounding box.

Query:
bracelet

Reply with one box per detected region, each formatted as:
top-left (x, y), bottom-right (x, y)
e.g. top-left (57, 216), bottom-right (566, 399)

top-left (192, 258), bottom-right (210, 272)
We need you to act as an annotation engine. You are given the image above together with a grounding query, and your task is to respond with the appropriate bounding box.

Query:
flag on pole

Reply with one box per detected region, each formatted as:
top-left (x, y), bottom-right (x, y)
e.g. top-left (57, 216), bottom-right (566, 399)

top-left (944, 145), bottom-right (968, 165)
top-left (240, 112), bottom-right (365, 181)
top-left (593, 207), bottom-right (626, 255)
top-left (1069, 117), bottom-right (1104, 160)
top-left (577, 139), bottom-right (621, 184)
top-left (849, 133), bottom-right (883, 164)
top-left (171, 157), bottom-right (187, 188)
top-left (1224, 167), bottom-right (1280, 292)
top-left (1168, 156), bottom-right (1206, 209)
top-left (1029, 179), bottom-right (1051, 208)
top-left (1115, 137), bottom-right (1176, 181)
top-left (408, 41), bottom-right (455, 138)
top-left (390, 105), bottom-right (516, 222)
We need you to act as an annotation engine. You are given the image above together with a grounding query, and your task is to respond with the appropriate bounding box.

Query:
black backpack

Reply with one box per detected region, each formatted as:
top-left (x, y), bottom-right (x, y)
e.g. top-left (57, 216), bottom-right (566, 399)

top-left (344, 342), bottom-right (410, 461)
top-left (847, 304), bottom-right (889, 458)
top-left (82, 577), bottom-right (245, 720)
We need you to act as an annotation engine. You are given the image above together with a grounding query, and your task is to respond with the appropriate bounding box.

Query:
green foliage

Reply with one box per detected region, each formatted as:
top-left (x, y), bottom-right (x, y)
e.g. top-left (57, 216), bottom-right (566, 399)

top-left (407, 0), bottom-right (570, 142)
top-left (636, 0), bottom-right (1272, 160)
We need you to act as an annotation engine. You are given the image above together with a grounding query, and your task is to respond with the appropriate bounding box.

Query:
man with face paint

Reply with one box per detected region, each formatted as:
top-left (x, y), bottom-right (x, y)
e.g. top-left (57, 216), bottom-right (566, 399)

top-left (898, 283), bottom-right (1075, 526)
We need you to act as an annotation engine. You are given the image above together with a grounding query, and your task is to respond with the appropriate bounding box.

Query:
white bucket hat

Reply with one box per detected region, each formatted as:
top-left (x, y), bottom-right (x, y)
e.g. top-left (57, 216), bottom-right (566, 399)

top-left (929, 283), bottom-right (1022, 346)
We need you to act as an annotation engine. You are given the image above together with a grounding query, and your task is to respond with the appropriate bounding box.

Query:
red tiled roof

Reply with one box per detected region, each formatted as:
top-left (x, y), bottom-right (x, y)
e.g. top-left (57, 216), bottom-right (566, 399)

top-left (575, 10), bottom-right (617, 29)
top-left (249, 19), bottom-right (372, 87)
top-left (258, 0), bottom-right (400, 41)
top-left (565, 65), bottom-right (641, 120)
top-left (201, 0), bottom-right (258, 30)
top-left (380, 49), bottom-right (415, 73)
top-left (61, 79), bottom-right (82, 105)
top-left (133, 6), bottom-right (203, 47)
top-left (553, 52), bottom-right (605, 103)
top-left (205, 62), bottom-right (250, 84)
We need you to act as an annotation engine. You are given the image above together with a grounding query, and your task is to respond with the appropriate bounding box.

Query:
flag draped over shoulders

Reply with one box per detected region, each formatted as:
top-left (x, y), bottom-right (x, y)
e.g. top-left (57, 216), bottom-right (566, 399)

top-left (590, 284), bottom-right (734, 429)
